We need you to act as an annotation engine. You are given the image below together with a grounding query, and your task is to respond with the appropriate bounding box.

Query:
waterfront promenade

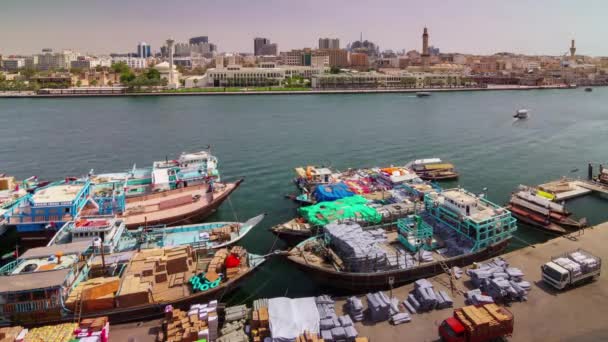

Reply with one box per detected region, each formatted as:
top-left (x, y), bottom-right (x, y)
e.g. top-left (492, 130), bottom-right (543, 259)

top-left (0, 84), bottom-right (575, 98)
top-left (113, 222), bottom-right (608, 341)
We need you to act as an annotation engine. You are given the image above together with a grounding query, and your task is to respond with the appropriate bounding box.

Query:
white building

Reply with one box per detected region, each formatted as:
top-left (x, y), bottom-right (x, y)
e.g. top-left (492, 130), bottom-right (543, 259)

top-left (154, 62), bottom-right (181, 83)
top-left (37, 49), bottom-right (79, 70)
top-left (111, 57), bottom-right (149, 69)
top-left (71, 57), bottom-right (112, 69)
top-left (201, 64), bottom-right (326, 87)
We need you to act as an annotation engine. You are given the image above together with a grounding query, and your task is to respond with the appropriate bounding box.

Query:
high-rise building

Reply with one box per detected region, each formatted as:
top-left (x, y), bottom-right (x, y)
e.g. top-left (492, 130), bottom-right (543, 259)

top-left (137, 42), bottom-right (151, 58)
top-left (350, 53), bottom-right (369, 70)
top-left (37, 49), bottom-right (78, 70)
top-left (189, 36), bottom-right (209, 45)
top-left (318, 49), bottom-right (349, 68)
top-left (254, 37), bottom-right (277, 56)
top-left (318, 38), bottom-right (340, 50)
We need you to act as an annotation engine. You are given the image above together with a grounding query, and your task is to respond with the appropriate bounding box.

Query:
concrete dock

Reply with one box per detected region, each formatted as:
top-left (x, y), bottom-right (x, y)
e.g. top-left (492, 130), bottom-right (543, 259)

top-left (334, 223), bottom-right (608, 341)
top-left (113, 223), bottom-right (608, 341)
top-left (538, 178), bottom-right (608, 201)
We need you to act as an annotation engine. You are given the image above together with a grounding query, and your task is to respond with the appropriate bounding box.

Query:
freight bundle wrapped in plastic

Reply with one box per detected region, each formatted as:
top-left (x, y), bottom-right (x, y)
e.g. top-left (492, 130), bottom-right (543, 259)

top-left (324, 222), bottom-right (396, 272)
top-left (403, 278), bottom-right (452, 314)
top-left (421, 214), bottom-right (473, 256)
top-left (346, 296), bottom-right (365, 322)
top-left (466, 258), bottom-right (529, 303)
top-left (316, 295), bottom-right (359, 342)
top-left (366, 292), bottom-right (391, 322)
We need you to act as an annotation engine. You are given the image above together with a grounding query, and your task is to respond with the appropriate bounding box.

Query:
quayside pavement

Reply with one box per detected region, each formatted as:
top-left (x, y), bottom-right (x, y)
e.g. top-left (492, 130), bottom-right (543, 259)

top-left (113, 222), bottom-right (608, 341)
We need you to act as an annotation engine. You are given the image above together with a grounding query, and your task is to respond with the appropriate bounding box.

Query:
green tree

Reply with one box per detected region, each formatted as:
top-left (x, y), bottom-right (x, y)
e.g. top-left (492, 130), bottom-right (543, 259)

top-left (20, 68), bottom-right (37, 80)
top-left (330, 66), bottom-right (341, 74)
top-left (90, 80), bottom-right (98, 86)
top-left (145, 68), bottom-right (161, 80)
top-left (112, 62), bottom-right (131, 74)
top-left (76, 80), bottom-right (82, 87)
top-left (120, 71), bottom-right (136, 84)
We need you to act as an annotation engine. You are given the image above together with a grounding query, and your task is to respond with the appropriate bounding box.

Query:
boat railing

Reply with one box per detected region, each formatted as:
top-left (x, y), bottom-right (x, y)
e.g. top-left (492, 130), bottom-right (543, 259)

top-left (125, 184), bottom-right (206, 203)
top-left (1, 298), bottom-right (59, 314)
top-left (0, 260), bottom-right (19, 275)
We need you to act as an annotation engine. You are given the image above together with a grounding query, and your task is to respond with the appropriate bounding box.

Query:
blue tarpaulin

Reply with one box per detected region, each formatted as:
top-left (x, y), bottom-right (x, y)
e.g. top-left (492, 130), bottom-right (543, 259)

top-left (313, 182), bottom-right (354, 202)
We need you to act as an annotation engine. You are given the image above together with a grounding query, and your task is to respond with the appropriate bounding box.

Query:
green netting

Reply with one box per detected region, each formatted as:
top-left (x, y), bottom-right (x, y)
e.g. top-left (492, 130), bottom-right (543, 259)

top-left (299, 195), bottom-right (382, 226)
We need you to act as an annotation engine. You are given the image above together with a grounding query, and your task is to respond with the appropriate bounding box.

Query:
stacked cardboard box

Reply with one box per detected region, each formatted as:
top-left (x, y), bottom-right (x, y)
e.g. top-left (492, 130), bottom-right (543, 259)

top-left (294, 331), bottom-right (324, 342)
top-left (0, 326), bottom-right (25, 342)
top-left (23, 323), bottom-right (77, 342)
top-left (73, 316), bottom-right (110, 342)
top-left (162, 301), bottom-right (219, 342)
top-left (250, 305), bottom-right (270, 342)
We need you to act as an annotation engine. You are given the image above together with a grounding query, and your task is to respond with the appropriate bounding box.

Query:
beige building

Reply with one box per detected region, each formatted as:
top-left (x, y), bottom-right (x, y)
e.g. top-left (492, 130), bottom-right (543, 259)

top-left (311, 71), bottom-right (464, 89)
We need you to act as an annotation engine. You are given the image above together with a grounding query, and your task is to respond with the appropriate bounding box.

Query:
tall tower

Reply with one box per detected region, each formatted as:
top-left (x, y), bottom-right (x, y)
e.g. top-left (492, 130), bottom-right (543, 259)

top-left (422, 27), bottom-right (429, 55)
top-left (421, 27), bottom-right (430, 69)
top-left (570, 39), bottom-right (576, 61)
top-left (166, 38), bottom-right (175, 87)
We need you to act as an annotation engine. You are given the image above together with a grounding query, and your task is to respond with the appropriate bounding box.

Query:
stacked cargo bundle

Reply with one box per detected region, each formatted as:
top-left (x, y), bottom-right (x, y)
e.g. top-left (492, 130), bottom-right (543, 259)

top-left (569, 250), bottom-right (600, 272)
top-left (346, 296), bottom-right (364, 322)
top-left (422, 215), bottom-right (472, 256)
top-left (210, 224), bottom-right (239, 243)
top-left (403, 279), bottom-right (452, 314)
top-left (467, 258), bottom-right (530, 303)
top-left (554, 257), bottom-right (583, 277)
top-left (0, 326), bottom-right (26, 342)
top-left (323, 222), bottom-right (392, 272)
top-left (160, 301), bottom-right (219, 342)
top-left (365, 292), bottom-right (391, 322)
top-left (23, 323), bottom-right (78, 342)
top-left (250, 302), bottom-right (270, 342)
top-left (316, 295), bottom-right (359, 342)
top-left (218, 305), bottom-right (249, 342)
top-left (73, 317), bottom-right (110, 342)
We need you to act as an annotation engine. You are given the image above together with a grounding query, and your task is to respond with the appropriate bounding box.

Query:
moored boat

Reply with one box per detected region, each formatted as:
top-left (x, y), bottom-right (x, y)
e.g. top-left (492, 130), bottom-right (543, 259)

top-left (507, 185), bottom-right (586, 234)
top-left (416, 92), bottom-right (432, 97)
top-left (405, 158), bottom-right (459, 181)
top-left (0, 241), bottom-right (267, 326)
top-left (585, 87), bottom-right (593, 92)
top-left (285, 187), bottom-right (517, 291)
top-left (274, 166), bottom-right (435, 244)
top-left (115, 213), bottom-right (266, 251)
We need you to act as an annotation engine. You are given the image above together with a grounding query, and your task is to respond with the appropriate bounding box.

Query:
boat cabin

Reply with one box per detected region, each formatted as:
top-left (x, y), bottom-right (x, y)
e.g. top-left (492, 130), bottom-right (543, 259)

top-left (0, 241), bottom-right (93, 323)
top-left (425, 188), bottom-right (517, 251)
top-left (6, 180), bottom-right (92, 232)
top-left (49, 217), bottom-right (127, 254)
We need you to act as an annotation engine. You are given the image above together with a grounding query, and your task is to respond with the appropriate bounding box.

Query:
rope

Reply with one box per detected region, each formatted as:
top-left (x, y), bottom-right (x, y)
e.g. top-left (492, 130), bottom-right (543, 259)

top-left (227, 196), bottom-right (239, 222)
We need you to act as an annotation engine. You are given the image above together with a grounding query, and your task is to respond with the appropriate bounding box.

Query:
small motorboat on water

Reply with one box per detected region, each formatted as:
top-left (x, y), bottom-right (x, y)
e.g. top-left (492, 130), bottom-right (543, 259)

top-left (405, 158), bottom-right (459, 181)
top-left (514, 109), bottom-right (529, 119)
top-left (416, 92), bottom-right (431, 97)
top-left (585, 87), bottom-right (593, 92)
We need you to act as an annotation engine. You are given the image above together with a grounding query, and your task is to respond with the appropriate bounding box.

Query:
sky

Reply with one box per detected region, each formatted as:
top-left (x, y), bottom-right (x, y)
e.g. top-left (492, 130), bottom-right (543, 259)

top-left (1, 0), bottom-right (607, 56)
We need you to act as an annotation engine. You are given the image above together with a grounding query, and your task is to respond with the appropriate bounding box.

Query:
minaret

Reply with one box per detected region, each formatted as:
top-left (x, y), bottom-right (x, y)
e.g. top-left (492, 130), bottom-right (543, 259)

top-left (421, 27), bottom-right (430, 69)
top-left (166, 38), bottom-right (175, 87)
top-left (422, 27), bottom-right (429, 55)
top-left (570, 39), bottom-right (576, 61)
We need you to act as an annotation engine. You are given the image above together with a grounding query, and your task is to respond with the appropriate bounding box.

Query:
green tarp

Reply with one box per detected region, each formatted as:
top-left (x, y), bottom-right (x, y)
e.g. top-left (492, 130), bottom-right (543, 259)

top-left (299, 195), bottom-right (382, 226)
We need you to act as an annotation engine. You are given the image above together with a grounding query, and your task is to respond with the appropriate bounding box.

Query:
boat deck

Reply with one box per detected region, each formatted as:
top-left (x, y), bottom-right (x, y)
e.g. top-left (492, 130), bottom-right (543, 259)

top-left (119, 183), bottom-right (236, 226)
top-left (291, 231), bottom-right (447, 273)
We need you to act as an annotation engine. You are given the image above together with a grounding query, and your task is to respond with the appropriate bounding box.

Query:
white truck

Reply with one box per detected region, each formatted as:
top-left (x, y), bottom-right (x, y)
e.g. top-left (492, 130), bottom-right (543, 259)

top-left (541, 249), bottom-right (601, 290)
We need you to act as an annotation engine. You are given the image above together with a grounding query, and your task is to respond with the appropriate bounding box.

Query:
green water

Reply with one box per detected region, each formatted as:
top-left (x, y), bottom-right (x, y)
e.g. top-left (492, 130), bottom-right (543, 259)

top-left (1, 88), bottom-right (608, 300)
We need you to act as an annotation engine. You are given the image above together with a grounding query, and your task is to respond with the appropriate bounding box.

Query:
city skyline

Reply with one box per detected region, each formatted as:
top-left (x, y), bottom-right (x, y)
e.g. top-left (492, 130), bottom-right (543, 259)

top-left (1, 0), bottom-right (607, 56)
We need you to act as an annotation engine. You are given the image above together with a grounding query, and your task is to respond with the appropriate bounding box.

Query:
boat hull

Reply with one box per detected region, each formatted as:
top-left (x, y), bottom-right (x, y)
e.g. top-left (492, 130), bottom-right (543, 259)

top-left (287, 238), bottom-right (510, 292)
top-left (124, 179), bottom-right (243, 229)
top-left (5, 254), bottom-right (266, 327)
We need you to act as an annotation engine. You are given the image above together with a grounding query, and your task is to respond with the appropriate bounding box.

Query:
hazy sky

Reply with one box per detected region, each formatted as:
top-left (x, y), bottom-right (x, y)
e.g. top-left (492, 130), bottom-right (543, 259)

top-left (1, 0), bottom-right (607, 56)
